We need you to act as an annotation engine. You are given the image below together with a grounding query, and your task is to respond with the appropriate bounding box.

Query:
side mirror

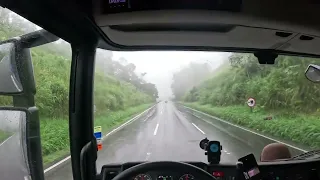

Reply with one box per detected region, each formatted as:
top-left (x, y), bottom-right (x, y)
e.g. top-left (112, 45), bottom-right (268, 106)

top-left (0, 29), bottom-right (59, 95)
top-left (0, 107), bottom-right (30, 179)
top-left (0, 42), bottom-right (23, 93)
top-left (0, 30), bottom-right (59, 180)
top-left (305, 64), bottom-right (320, 83)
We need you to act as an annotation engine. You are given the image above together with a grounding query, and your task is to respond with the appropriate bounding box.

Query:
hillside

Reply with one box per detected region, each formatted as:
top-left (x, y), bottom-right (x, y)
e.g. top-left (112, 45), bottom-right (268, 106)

top-left (180, 53), bottom-right (320, 150)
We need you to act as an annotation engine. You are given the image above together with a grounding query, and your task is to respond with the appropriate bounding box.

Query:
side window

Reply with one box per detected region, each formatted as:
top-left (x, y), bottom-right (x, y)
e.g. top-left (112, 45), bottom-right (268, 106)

top-left (31, 41), bottom-right (71, 167)
top-left (0, 6), bottom-right (73, 179)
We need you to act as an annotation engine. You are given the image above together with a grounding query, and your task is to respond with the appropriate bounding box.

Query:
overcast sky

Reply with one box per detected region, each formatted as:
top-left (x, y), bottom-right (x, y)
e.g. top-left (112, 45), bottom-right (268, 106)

top-left (113, 51), bottom-right (229, 99)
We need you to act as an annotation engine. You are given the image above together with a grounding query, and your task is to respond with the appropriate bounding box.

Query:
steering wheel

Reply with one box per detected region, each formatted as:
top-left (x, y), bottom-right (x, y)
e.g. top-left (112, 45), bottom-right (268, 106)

top-left (112, 161), bottom-right (217, 180)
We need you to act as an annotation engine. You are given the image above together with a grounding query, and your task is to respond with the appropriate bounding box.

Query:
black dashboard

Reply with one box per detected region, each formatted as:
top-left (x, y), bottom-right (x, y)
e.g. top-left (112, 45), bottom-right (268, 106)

top-left (98, 160), bottom-right (320, 180)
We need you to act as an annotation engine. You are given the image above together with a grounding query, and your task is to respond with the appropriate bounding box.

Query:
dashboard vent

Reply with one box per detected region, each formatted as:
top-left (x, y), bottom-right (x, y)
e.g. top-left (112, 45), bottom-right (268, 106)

top-left (291, 149), bottom-right (320, 160)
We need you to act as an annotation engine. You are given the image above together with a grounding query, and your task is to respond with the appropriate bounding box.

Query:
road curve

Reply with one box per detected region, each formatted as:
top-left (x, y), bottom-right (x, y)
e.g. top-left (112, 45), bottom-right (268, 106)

top-left (0, 133), bottom-right (29, 180)
top-left (44, 101), bottom-right (304, 180)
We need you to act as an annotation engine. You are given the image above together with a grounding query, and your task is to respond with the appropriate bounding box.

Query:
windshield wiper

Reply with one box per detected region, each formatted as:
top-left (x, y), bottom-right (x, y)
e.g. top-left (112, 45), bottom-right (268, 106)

top-left (289, 149), bottom-right (320, 160)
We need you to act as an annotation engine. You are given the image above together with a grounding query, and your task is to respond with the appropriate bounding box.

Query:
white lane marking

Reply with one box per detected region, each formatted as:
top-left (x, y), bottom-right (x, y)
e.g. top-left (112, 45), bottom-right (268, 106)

top-left (44, 104), bottom-right (156, 174)
top-left (224, 150), bottom-right (227, 153)
top-left (192, 123), bottom-right (205, 134)
top-left (43, 156), bottom-right (71, 173)
top-left (227, 152), bottom-right (231, 155)
top-left (145, 152), bottom-right (151, 160)
top-left (184, 106), bottom-right (307, 153)
top-left (0, 134), bottom-right (14, 147)
top-left (104, 106), bottom-right (154, 137)
top-left (11, 75), bottom-right (22, 91)
top-left (153, 124), bottom-right (159, 135)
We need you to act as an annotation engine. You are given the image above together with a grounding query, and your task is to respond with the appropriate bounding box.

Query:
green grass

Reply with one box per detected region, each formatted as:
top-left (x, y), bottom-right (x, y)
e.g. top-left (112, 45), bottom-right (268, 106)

top-left (183, 102), bottom-right (320, 150)
top-left (40, 103), bottom-right (152, 167)
top-left (0, 130), bottom-right (11, 143)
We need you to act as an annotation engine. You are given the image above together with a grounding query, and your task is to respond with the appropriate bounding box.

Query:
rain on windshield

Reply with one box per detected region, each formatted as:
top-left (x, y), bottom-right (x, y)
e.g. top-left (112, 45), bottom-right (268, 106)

top-left (93, 51), bottom-right (319, 170)
top-left (0, 6), bottom-right (319, 180)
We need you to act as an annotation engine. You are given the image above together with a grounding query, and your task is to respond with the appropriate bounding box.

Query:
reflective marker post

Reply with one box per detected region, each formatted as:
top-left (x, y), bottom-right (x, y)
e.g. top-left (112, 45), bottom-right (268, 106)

top-left (94, 126), bottom-right (103, 151)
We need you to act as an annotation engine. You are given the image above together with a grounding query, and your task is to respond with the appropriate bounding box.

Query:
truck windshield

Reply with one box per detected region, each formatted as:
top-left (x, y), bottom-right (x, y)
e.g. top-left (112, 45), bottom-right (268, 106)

top-left (0, 5), bottom-right (319, 180)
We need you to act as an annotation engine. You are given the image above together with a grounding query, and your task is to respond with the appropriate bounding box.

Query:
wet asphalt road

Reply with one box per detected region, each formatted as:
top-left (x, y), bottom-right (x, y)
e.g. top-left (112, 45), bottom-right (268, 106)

top-left (44, 101), bottom-right (305, 180)
top-left (0, 133), bottom-right (29, 180)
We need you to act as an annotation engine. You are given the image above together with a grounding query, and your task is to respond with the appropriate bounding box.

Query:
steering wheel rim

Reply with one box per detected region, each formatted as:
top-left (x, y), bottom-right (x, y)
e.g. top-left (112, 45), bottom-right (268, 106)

top-left (112, 161), bottom-right (216, 180)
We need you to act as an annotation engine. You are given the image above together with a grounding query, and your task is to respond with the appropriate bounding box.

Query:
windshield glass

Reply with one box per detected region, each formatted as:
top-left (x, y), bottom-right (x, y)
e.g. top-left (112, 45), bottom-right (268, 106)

top-left (94, 50), bottom-right (320, 170)
top-left (1, 5), bottom-right (320, 180)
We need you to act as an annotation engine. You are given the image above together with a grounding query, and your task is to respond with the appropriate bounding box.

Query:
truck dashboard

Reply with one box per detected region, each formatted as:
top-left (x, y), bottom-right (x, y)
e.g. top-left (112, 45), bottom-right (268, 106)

top-left (99, 160), bottom-right (320, 180)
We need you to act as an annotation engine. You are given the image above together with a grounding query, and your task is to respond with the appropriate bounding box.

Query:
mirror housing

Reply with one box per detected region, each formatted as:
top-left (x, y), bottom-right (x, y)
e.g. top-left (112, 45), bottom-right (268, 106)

top-left (0, 106), bottom-right (42, 180)
top-left (0, 29), bottom-right (59, 95)
top-left (305, 64), bottom-right (320, 83)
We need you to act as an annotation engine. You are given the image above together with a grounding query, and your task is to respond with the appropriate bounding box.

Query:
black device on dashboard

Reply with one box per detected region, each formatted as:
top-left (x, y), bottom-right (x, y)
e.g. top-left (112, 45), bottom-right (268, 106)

top-left (238, 154), bottom-right (261, 180)
top-left (200, 138), bottom-right (222, 164)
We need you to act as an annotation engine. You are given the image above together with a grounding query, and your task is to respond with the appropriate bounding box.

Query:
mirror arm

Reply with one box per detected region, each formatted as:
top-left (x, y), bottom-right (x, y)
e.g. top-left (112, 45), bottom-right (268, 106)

top-left (19, 29), bottom-right (60, 49)
top-left (15, 48), bottom-right (37, 95)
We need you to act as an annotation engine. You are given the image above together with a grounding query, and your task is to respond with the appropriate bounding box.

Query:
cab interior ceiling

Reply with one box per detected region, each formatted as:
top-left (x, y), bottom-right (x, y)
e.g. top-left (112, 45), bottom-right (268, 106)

top-left (3, 0), bottom-right (320, 59)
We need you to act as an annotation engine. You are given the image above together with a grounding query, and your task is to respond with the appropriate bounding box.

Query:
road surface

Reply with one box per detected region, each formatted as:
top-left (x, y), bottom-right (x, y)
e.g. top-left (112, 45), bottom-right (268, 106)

top-left (0, 133), bottom-right (29, 180)
top-left (44, 101), bottom-right (305, 180)
top-left (0, 110), bottom-right (29, 180)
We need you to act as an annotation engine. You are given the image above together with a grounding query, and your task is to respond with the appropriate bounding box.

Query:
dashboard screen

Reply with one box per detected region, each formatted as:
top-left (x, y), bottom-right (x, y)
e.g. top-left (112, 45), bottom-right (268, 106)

top-left (247, 167), bottom-right (260, 178)
top-left (102, 0), bottom-right (242, 14)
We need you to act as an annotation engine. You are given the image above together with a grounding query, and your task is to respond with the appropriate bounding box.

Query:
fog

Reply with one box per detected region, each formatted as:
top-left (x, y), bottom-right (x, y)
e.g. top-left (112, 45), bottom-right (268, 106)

top-left (113, 51), bottom-right (230, 100)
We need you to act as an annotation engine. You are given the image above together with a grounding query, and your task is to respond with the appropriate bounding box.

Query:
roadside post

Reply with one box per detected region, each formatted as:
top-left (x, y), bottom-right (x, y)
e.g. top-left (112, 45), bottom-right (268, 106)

top-left (94, 126), bottom-right (103, 151)
top-left (247, 97), bottom-right (255, 112)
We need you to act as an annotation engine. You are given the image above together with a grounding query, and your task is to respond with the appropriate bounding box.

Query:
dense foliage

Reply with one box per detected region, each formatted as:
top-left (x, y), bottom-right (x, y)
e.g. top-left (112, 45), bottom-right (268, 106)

top-left (184, 54), bottom-right (320, 114)
top-left (178, 53), bottom-right (320, 149)
top-left (32, 47), bottom-right (153, 118)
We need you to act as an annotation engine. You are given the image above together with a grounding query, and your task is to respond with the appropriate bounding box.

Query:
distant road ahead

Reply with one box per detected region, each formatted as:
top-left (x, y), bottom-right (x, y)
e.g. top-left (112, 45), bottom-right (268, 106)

top-left (45, 101), bottom-right (305, 180)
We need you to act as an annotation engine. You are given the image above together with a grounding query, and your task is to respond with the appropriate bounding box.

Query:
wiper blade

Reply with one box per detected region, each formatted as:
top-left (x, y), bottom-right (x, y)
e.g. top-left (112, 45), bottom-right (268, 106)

top-left (289, 149), bottom-right (320, 160)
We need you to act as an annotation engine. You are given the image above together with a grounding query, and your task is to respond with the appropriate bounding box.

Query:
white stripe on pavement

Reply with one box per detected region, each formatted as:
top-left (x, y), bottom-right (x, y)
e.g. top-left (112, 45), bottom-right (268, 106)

top-left (192, 123), bottom-right (205, 134)
top-left (0, 135), bottom-right (14, 147)
top-left (153, 124), bottom-right (159, 135)
top-left (44, 104), bottom-right (156, 174)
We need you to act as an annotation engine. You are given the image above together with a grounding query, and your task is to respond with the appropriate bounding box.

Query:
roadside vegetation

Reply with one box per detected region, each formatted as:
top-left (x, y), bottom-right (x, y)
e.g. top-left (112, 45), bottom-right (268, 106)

top-left (0, 8), bottom-right (156, 166)
top-left (172, 53), bottom-right (320, 150)
top-left (41, 103), bottom-right (152, 165)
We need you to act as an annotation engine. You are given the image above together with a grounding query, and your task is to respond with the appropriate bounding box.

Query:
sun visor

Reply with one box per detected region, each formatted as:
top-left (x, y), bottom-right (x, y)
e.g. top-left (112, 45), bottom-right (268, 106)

top-left (101, 25), bottom-right (295, 49)
top-left (277, 34), bottom-right (320, 55)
